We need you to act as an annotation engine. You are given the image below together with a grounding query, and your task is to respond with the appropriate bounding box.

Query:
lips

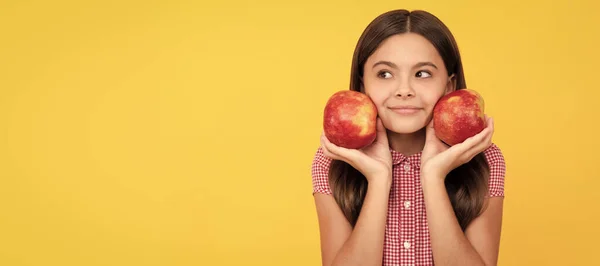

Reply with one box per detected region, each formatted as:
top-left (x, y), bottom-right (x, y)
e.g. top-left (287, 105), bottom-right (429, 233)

top-left (388, 105), bottom-right (422, 115)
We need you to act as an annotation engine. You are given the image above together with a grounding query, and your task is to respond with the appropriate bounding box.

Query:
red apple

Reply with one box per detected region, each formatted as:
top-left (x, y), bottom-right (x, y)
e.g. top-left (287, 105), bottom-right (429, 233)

top-left (323, 90), bottom-right (378, 149)
top-left (433, 89), bottom-right (486, 146)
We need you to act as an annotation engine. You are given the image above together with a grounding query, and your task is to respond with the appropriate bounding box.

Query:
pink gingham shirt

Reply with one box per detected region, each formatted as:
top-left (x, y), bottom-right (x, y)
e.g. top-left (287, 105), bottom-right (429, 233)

top-left (311, 143), bottom-right (506, 266)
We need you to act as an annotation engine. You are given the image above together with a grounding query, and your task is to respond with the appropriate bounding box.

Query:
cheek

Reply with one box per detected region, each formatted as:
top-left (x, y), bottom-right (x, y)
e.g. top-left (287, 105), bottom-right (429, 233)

top-left (364, 82), bottom-right (385, 102)
top-left (418, 86), bottom-right (446, 110)
top-left (423, 90), bottom-right (440, 102)
top-left (364, 90), bottom-right (387, 109)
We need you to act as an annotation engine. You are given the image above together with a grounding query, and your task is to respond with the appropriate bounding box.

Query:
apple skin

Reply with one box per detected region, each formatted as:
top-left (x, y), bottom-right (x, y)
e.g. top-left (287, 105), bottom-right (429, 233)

top-left (433, 89), bottom-right (486, 146)
top-left (323, 90), bottom-right (378, 149)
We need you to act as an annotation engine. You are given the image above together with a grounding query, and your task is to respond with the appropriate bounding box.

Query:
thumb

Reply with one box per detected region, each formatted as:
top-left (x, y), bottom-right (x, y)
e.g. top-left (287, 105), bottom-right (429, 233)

top-left (374, 117), bottom-right (388, 144)
top-left (425, 118), bottom-right (441, 145)
top-left (426, 118), bottom-right (435, 138)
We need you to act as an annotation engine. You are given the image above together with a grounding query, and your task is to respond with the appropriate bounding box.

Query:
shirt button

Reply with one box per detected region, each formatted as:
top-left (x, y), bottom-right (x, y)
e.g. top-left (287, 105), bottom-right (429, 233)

top-left (404, 241), bottom-right (411, 249)
top-left (404, 201), bottom-right (411, 209)
top-left (403, 163), bottom-right (411, 172)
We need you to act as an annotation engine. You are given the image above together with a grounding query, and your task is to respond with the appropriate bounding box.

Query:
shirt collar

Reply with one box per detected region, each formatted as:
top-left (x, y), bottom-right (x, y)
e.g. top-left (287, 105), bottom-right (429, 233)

top-left (390, 148), bottom-right (422, 169)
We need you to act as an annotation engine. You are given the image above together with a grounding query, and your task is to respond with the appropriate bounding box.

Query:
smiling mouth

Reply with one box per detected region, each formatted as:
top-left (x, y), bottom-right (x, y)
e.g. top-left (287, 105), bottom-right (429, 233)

top-left (389, 107), bottom-right (422, 115)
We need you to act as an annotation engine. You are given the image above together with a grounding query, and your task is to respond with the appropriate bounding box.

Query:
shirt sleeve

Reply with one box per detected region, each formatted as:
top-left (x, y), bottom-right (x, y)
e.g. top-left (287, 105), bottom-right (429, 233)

top-left (484, 143), bottom-right (506, 197)
top-left (311, 147), bottom-right (333, 195)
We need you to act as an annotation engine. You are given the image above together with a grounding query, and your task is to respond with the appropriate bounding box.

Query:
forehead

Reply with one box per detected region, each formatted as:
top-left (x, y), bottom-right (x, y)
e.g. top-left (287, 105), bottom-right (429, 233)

top-left (366, 33), bottom-right (444, 67)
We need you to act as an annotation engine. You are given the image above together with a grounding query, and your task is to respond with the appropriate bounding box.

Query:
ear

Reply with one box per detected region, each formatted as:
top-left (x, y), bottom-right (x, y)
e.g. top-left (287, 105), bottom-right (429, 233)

top-left (445, 74), bottom-right (457, 95)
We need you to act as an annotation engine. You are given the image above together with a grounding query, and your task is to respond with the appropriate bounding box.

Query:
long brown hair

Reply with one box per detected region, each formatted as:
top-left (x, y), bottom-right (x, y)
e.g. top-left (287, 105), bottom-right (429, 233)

top-left (329, 9), bottom-right (490, 231)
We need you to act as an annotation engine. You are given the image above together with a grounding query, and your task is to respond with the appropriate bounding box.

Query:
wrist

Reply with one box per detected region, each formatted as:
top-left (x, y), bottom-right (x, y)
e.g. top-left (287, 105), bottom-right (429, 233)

top-left (420, 163), bottom-right (448, 177)
top-left (367, 172), bottom-right (392, 191)
top-left (420, 170), bottom-right (446, 185)
top-left (420, 174), bottom-right (446, 196)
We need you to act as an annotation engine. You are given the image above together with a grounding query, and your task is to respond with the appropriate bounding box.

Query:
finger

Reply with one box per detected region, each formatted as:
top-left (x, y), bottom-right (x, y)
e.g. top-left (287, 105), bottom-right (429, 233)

top-left (472, 117), bottom-right (494, 152)
top-left (321, 133), bottom-right (360, 163)
top-left (425, 119), bottom-right (436, 139)
top-left (320, 134), bottom-right (335, 158)
top-left (425, 118), bottom-right (435, 135)
top-left (425, 118), bottom-right (448, 149)
top-left (453, 119), bottom-right (495, 161)
top-left (321, 134), bottom-right (345, 161)
top-left (374, 117), bottom-right (389, 144)
top-left (446, 125), bottom-right (490, 159)
top-left (470, 117), bottom-right (494, 149)
top-left (489, 117), bottom-right (494, 134)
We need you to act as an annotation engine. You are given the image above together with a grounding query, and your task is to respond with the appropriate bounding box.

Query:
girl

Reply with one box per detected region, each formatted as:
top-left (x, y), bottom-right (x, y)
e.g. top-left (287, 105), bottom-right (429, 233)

top-left (312, 9), bottom-right (506, 266)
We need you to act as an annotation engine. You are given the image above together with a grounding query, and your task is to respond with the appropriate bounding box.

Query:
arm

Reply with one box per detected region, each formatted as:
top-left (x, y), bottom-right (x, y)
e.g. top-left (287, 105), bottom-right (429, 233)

top-left (420, 116), bottom-right (503, 265)
top-left (314, 117), bottom-right (393, 265)
top-left (314, 177), bottom-right (391, 266)
top-left (421, 175), bottom-right (503, 266)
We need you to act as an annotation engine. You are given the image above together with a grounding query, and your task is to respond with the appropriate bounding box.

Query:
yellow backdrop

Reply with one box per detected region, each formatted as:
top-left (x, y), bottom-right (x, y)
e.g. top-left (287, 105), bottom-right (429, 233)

top-left (1, 0), bottom-right (598, 265)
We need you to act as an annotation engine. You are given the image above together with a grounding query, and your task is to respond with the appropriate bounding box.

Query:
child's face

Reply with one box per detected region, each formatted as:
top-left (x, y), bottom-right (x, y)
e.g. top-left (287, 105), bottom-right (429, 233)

top-left (362, 33), bottom-right (455, 134)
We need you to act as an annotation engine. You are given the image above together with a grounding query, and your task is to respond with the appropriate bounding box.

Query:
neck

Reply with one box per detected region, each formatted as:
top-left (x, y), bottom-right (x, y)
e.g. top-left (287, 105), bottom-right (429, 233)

top-left (387, 128), bottom-right (426, 156)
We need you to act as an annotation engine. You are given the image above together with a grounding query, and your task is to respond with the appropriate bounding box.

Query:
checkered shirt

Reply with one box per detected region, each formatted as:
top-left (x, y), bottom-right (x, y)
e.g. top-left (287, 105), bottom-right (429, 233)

top-left (311, 143), bottom-right (506, 266)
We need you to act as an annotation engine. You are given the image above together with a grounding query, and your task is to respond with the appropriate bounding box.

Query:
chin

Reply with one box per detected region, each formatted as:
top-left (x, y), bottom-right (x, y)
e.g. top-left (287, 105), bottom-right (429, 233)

top-left (382, 116), bottom-right (427, 134)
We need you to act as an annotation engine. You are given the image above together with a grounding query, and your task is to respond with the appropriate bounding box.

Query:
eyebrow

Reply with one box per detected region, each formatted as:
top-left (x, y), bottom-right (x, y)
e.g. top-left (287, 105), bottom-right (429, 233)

top-left (415, 62), bottom-right (438, 69)
top-left (372, 61), bottom-right (438, 70)
top-left (372, 61), bottom-right (398, 69)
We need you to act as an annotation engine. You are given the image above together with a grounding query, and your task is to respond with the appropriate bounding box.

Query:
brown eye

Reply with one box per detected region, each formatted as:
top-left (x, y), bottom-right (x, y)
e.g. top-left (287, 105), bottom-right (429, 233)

top-left (416, 71), bottom-right (432, 78)
top-left (378, 71), bottom-right (392, 79)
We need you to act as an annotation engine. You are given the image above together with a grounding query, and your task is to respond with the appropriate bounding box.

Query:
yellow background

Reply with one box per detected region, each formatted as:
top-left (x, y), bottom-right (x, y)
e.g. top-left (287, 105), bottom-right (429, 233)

top-left (1, 0), bottom-right (598, 265)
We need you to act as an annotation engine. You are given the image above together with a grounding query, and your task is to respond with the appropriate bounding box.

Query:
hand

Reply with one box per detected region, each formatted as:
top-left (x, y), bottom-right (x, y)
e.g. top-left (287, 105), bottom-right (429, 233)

top-left (320, 117), bottom-right (392, 184)
top-left (421, 116), bottom-right (494, 179)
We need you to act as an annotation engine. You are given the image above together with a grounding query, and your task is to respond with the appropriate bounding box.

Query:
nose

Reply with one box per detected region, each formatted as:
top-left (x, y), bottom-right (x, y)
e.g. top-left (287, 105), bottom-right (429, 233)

top-left (396, 91), bottom-right (414, 98)
top-left (395, 83), bottom-right (415, 98)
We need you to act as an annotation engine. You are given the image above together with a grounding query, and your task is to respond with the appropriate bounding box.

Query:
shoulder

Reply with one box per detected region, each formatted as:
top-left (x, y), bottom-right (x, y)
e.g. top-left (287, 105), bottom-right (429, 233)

top-left (312, 146), bottom-right (333, 170)
top-left (483, 143), bottom-right (506, 197)
top-left (483, 143), bottom-right (505, 166)
top-left (311, 147), bottom-right (333, 195)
